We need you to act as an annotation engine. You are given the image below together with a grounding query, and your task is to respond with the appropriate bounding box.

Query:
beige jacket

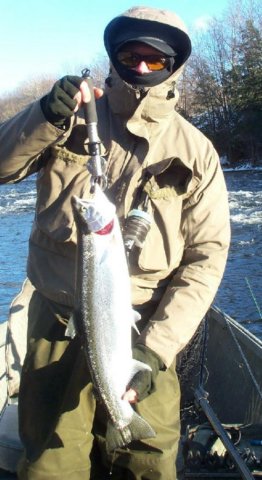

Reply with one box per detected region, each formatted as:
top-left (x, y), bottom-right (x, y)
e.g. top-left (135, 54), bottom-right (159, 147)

top-left (0, 8), bottom-right (230, 367)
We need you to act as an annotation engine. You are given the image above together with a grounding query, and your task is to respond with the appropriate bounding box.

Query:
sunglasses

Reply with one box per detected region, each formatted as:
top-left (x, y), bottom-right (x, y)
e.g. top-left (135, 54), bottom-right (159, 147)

top-left (116, 51), bottom-right (174, 71)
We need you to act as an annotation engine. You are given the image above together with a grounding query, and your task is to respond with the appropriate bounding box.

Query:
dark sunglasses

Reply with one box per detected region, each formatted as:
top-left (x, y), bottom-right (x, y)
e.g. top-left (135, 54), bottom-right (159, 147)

top-left (116, 51), bottom-right (174, 71)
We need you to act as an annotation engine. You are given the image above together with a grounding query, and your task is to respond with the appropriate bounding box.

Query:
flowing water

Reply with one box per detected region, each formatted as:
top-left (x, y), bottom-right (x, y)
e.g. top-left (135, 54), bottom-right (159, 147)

top-left (0, 169), bottom-right (262, 339)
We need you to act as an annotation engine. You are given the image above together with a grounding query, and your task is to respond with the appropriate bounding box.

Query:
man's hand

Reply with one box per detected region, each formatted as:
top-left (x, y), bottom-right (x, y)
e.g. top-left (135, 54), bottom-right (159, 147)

top-left (123, 345), bottom-right (165, 403)
top-left (40, 75), bottom-right (103, 128)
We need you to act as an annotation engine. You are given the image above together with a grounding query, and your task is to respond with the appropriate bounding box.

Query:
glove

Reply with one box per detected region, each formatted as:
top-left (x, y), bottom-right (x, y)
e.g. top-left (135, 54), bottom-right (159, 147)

top-left (129, 345), bottom-right (165, 401)
top-left (40, 75), bottom-right (83, 128)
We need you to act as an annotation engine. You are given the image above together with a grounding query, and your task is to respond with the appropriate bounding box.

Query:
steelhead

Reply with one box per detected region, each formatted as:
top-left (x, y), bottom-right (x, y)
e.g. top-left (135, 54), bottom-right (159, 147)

top-left (69, 185), bottom-right (155, 452)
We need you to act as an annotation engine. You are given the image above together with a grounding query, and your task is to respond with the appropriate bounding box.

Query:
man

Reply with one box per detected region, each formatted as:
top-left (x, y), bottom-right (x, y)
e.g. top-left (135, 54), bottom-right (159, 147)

top-left (0, 6), bottom-right (230, 480)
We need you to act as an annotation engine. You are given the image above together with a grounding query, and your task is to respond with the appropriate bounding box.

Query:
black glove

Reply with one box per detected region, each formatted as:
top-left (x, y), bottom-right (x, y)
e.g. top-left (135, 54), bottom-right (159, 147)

top-left (129, 345), bottom-right (165, 401)
top-left (40, 75), bottom-right (83, 128)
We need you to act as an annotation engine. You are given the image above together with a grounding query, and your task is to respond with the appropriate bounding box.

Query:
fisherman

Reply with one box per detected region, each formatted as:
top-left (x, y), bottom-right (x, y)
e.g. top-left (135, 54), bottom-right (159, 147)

top-left (0, 5), bottom-right (230, 480)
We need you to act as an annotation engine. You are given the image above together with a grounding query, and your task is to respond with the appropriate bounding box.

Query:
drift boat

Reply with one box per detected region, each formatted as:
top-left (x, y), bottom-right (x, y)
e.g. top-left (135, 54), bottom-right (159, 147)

top-left (0, 281), bottom-right (261, 479)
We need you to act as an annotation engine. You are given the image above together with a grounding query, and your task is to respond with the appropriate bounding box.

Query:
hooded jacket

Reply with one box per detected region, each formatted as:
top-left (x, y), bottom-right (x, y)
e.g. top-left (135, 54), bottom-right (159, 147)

top-left (0, 7), bottom-right (230, 367)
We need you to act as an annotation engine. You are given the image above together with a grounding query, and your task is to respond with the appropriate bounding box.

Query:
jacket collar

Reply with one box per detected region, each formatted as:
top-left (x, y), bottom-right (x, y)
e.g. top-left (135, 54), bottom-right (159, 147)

top-left (105, 65), bottom-right (182, 124)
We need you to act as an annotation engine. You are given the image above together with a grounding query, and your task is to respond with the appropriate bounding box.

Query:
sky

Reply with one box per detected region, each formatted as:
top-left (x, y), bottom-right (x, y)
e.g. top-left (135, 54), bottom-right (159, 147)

top-left (0, 0), bottom-right (230, 94)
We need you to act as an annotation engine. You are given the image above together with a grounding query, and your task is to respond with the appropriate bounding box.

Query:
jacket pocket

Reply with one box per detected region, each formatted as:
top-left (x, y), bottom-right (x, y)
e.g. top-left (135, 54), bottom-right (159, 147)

top-left (133, 160), bottom-right (189, 274)
top-left (137, 194), bottom-right (184, 273)
top-left (35, 147), bottom-right (90, 242)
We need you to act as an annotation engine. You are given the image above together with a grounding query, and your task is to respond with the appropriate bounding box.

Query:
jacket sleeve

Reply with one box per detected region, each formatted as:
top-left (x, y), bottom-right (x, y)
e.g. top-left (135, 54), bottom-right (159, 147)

top-left (0, 100), bottom-right (68, 183)
top-left (138, 152), bottom-right (231, 367)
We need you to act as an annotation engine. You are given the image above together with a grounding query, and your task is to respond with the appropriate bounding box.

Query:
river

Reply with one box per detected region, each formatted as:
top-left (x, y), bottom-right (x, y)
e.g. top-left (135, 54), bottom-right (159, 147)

top-left (0, 169), bottom-right (261, 339)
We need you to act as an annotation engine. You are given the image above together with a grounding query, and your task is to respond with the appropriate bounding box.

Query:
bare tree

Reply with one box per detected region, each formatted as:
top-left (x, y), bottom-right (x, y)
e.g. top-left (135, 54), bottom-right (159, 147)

top-left (180, 0), bottom-right (262, 162)
top-left (0, 54), bottom-right (109, 123)
top-left (0, 75), bottom-right (56, 122)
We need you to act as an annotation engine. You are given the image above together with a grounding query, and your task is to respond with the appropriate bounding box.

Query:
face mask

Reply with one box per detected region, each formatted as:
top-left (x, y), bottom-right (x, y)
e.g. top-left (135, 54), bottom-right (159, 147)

top-left (112, 56), bottom-right (175, 87)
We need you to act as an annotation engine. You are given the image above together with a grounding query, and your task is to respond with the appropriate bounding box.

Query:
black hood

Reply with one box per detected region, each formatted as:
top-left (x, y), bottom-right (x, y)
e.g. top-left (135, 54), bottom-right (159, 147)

top-left (104, 13), bottom-right (192, 79)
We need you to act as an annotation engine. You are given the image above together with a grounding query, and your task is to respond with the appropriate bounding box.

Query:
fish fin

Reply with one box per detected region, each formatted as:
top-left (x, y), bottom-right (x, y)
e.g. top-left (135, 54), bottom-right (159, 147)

top-left (106, 411), bottom-right (156, 452)
top-left (132, 324), bottom-right (140, 335)
top-left (133, 310), bottom-right (141, 322)
top-left (126, 359), bottom-right (152, 385)
top-left (131, 359), bottom-right (152, 374)
top-left (131, 310), bottom-right (141, 334)
top-left (65, 314), bottom-right (76, 338)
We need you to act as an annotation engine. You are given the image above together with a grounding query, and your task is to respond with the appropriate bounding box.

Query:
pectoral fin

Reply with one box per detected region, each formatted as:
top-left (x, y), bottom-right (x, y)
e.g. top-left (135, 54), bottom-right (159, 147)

top-left (65, 314), bottom-right (76, 338)
top-left (131, 310), bottom-right (141, 334)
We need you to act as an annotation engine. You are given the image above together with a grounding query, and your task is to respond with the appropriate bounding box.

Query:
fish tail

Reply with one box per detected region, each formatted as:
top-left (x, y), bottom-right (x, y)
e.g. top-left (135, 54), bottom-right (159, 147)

top-left (106, 412), bottom-right (156, 452)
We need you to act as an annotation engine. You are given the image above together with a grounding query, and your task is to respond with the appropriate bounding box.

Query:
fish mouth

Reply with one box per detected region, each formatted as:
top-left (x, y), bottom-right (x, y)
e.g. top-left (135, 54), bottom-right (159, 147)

top-left (72, 192), bottom-right (116, 233)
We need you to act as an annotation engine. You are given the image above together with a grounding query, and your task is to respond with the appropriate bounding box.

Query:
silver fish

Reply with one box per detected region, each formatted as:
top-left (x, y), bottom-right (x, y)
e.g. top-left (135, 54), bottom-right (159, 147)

top-left (69, 185), bottom-right (155, 452)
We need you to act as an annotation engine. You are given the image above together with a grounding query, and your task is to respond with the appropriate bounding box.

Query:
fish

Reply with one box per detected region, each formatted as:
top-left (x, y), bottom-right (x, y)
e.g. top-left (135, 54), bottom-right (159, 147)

top-left (69, 184), bottom-right (156, 452)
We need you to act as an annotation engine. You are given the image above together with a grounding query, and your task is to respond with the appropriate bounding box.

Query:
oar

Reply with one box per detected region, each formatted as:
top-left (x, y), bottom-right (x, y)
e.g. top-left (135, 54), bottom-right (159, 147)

top-left (195, 387), bottom-right (255, 480)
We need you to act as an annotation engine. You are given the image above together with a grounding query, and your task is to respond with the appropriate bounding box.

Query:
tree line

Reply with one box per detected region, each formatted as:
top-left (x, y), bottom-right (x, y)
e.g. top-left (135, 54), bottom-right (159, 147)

top-left (0, 0), bottom-right (261, 166)
top-left (179, 0), bottom-right (262, 165)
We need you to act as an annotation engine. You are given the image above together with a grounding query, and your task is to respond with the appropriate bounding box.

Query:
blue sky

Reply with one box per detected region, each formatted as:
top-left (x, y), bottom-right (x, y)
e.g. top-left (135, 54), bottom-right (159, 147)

top-left (0, 0), bottom-right (230, 94)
